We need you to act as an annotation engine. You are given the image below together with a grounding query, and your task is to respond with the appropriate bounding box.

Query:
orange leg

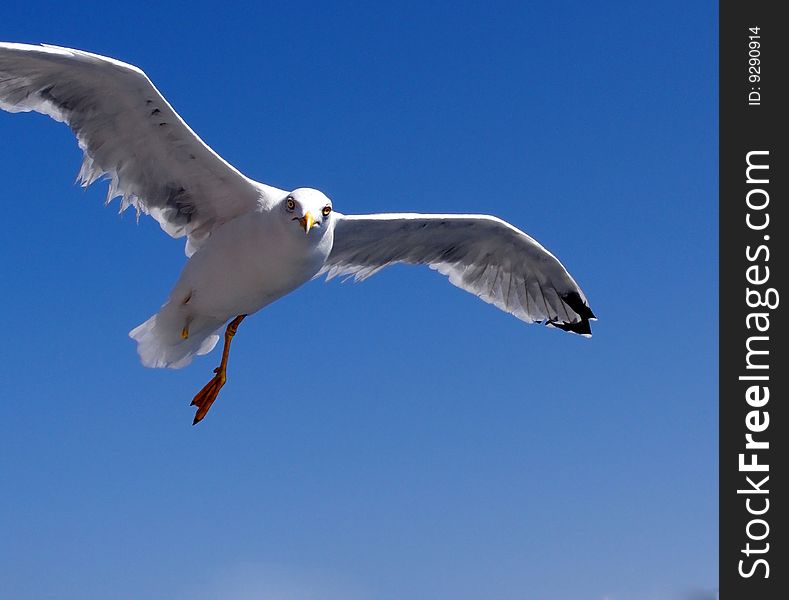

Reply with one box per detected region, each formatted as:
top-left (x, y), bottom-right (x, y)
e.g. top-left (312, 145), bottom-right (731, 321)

top-left (190, 314), bottom-right (246, 425)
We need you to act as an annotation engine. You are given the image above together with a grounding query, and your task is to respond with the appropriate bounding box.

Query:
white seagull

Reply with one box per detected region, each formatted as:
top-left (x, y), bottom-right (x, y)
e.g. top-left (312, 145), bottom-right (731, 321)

top-left (0, 42), bottom-right (596, 424)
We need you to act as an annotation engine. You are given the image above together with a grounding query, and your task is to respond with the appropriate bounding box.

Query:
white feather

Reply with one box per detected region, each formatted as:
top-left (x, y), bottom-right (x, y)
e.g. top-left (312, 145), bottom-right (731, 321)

top-left (320, 213), bottom-right (596, 335)
top-left (0, 41), bottom-right (285, 256)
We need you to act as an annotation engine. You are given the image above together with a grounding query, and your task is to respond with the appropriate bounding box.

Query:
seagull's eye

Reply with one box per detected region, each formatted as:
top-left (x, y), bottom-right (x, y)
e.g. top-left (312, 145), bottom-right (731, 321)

top-left (286, 197), bottom-right (296, 211)
top-left (322, 205), bottom-right (332, 217)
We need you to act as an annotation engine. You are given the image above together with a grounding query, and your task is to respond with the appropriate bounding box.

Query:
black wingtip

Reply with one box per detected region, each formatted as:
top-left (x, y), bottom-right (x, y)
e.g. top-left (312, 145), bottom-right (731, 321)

top-left (546, 291), bottom-right (596, 336)
top-left (560, 291), bottom-right (596, 321)
top-left (550, 318), bottom-right (592, 336)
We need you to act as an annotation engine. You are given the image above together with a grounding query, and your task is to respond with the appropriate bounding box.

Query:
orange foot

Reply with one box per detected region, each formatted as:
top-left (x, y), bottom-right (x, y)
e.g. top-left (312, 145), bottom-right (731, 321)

top-left (191, 367), bottom-right (227, 425)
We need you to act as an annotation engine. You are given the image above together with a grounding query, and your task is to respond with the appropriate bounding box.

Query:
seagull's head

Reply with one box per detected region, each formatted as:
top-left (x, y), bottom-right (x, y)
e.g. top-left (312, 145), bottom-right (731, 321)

top-left (281, 188), bottom-right (334, 237)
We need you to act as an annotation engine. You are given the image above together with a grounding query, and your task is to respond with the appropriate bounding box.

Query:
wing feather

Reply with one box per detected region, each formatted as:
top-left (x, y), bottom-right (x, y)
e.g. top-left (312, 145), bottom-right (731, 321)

top-left (0, 42), bottom-right (282, 255)
top-left (321, 212), bottom-right (596, 335)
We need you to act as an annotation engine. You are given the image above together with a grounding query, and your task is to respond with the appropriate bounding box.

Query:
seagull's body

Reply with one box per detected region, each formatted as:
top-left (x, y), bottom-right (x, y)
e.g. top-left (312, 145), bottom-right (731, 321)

top-left (0, 42), bottom-right (596, 423)
top-left (131, 191), bottom-right (335, 370)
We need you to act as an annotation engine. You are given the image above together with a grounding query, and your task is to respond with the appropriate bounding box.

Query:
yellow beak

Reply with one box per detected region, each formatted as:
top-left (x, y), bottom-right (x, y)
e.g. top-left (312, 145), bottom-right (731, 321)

top-left (299, 211), bottom-right (316, 234)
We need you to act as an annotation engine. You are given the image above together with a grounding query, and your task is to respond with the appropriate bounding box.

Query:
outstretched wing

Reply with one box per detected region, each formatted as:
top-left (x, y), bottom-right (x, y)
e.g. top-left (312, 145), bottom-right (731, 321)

top-left (321, 213), bottom-right (596, 335)
top-left (0, 42), bottom-right (282, 255)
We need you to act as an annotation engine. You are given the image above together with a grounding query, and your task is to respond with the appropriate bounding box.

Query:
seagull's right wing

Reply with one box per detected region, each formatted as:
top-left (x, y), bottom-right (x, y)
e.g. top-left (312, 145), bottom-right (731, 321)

top-left (322, 212), bottom-right (596, 335)
top-left (0, 42), bottom-right (284, 255)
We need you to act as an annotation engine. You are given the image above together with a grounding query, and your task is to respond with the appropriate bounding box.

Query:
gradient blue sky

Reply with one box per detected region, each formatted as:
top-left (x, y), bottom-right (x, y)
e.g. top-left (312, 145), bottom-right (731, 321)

top-left (0, 2), bottom-right (717, 599)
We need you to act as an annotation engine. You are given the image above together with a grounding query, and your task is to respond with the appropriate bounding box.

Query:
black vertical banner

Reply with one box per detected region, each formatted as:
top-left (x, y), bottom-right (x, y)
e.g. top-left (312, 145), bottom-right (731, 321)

top-left (720, 1), bottom-right (788, 598)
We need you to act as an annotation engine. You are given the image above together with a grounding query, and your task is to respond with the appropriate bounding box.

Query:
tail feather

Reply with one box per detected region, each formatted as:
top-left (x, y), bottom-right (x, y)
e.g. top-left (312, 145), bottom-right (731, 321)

top-left (129, 302), bottom-right (224, 369)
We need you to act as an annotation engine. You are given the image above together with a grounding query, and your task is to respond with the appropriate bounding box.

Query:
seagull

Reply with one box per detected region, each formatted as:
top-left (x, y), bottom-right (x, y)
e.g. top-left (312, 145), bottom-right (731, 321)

top-left (0, 42), bottom-right (596, 424)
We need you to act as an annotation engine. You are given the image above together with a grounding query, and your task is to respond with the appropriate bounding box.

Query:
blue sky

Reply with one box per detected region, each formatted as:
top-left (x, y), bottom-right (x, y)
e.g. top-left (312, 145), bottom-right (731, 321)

top-left (0, 2), bottom-right (717, 599)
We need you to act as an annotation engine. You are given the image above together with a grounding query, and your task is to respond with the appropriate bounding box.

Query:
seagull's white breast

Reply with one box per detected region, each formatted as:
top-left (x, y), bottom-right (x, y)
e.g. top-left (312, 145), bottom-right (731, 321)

top-left (173, 211), bottom-right (332, 319)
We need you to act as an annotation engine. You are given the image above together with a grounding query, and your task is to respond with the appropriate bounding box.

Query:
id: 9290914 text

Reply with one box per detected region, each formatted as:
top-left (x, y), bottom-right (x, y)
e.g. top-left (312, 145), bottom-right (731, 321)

top-left (748, 26), bottom-right (761, 106)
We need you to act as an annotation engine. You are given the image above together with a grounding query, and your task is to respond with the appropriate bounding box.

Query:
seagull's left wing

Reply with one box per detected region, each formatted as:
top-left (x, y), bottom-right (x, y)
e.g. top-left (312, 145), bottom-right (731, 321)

top-left (0, 42), bottom-right (279, 255)
top-left (321, 213), bottom-right (596, 335)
